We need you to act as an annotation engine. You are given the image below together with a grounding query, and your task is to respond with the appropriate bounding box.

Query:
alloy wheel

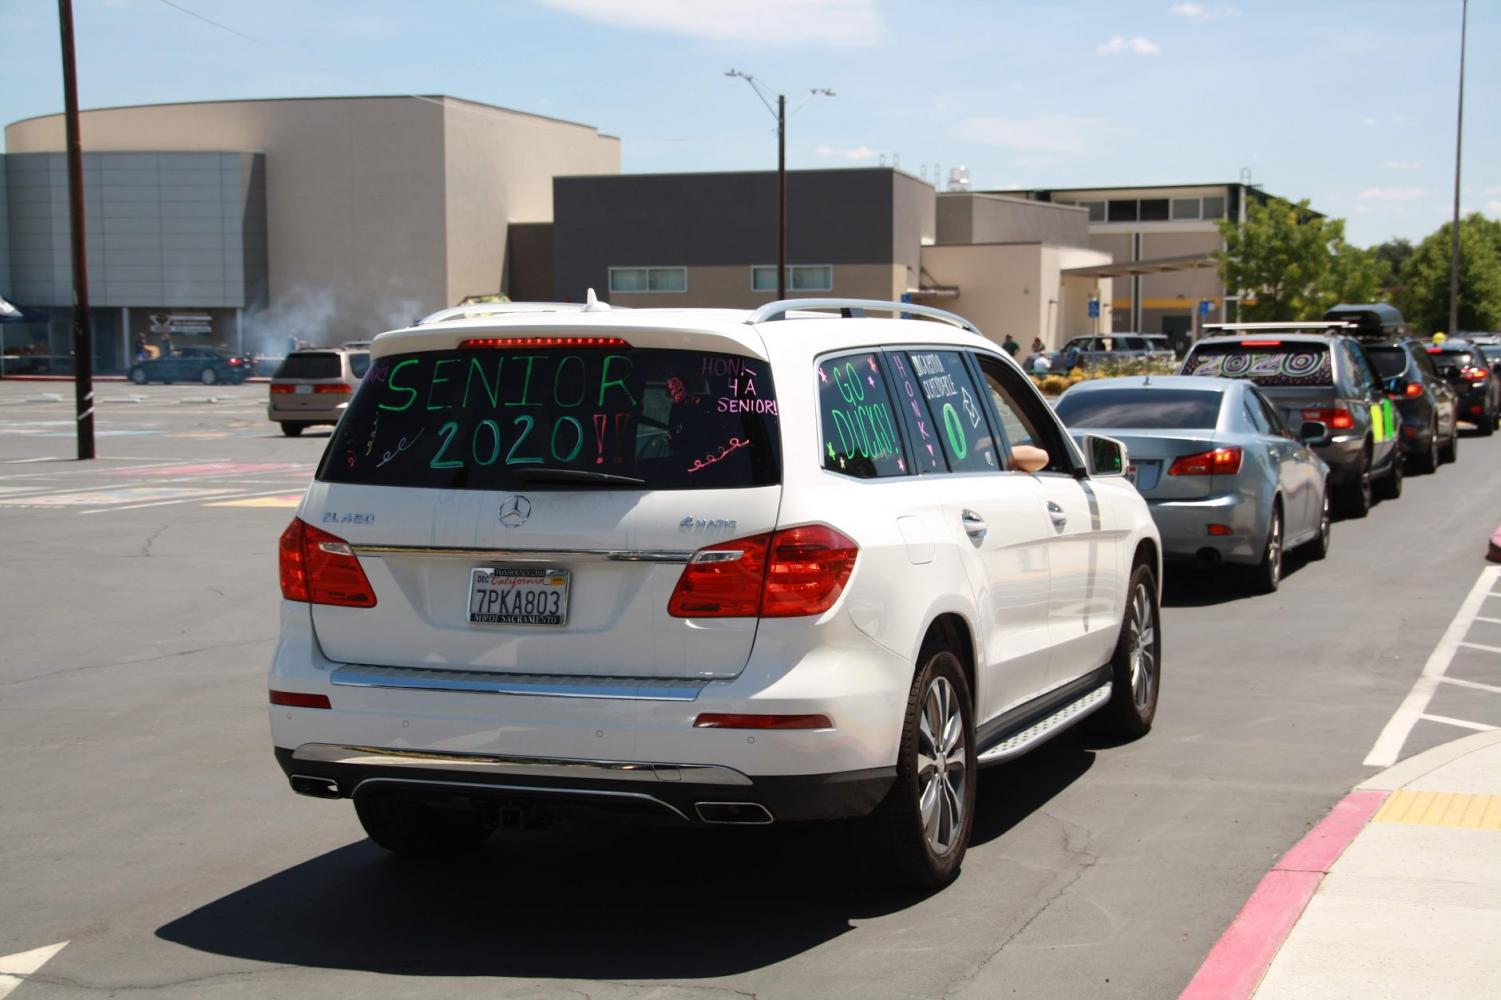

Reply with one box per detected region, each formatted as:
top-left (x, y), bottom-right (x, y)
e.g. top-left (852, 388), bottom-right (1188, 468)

top-left (1127, 580), bottom-right (1157, 711)
top-left (1267, 509), bottom-right (1282, 583)
top-left (916, 675), bottom-right (967, 856)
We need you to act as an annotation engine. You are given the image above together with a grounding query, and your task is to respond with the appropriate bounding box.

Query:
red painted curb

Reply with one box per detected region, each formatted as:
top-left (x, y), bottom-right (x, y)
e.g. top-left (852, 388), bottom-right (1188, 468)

top-left (1178, 789), bottom-right (1388, 1000)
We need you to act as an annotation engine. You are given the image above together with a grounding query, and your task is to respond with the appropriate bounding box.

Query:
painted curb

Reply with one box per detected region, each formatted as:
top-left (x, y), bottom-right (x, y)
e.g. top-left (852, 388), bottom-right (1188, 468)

top-left (1177, 790), bottom-right (1388, 1000)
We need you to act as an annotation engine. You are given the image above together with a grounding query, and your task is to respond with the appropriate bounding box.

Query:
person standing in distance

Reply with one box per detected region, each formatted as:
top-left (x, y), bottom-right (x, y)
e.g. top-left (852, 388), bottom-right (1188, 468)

top-left (1002, 333), bottom-right (1020, 357)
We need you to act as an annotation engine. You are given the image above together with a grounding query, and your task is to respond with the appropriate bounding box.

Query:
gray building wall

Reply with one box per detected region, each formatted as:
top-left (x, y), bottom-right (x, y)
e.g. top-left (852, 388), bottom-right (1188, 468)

top-left (552, 168), bottom-right (924, 300)
top-left (4, 151), bottom-right (267, 309)
top-left (935, 193), bottom-right (1091, 248)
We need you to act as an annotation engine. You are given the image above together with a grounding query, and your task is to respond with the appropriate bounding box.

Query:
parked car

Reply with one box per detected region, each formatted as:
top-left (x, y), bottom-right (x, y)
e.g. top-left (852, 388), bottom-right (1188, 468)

top-left (1425, 338), bottom-right (1501, 436)
top-left (269, 297), bottom-right (1164, 888)
top-left (1058, 334), bottom-right (1177, 366)
top-left (128, 346), bottom-right (251, 385)
top-left (1364, 340), bottom-right (1460, 472)
top-left (1055, 376), bottom-right (1329, 592)
top-left (267, 346), bottom-right (372, 436)
top-left (1180, 328), bottom-right (1402, 517)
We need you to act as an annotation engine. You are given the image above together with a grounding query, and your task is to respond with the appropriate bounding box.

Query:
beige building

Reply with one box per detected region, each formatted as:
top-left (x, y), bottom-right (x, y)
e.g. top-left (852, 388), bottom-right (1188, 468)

top-left (2, 96), bottom-right (619, 372)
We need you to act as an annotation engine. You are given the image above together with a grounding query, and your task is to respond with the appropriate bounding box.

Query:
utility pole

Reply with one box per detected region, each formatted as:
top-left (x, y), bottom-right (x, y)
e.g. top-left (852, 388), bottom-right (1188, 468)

top-left (727, 71), bottom-right (833, 301)
top-left (1447, 0), bottom-right (1468, 338)
top-left (58, 0), bottom-right (94, 459)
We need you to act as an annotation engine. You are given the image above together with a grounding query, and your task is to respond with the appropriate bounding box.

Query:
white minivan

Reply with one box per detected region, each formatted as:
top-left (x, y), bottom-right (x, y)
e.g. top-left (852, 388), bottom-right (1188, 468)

top-left (269, 298), bottom-right (1163, 887)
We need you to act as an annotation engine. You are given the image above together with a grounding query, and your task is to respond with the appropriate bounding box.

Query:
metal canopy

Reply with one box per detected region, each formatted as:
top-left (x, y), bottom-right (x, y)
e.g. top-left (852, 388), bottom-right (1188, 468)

top-left (1061, 252), bottom-right (1219, 279)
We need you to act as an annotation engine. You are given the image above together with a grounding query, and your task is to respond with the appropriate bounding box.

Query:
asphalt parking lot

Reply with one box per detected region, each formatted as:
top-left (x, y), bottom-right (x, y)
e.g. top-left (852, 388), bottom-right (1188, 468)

top-left (3, 379), bottom-right (1500, 998)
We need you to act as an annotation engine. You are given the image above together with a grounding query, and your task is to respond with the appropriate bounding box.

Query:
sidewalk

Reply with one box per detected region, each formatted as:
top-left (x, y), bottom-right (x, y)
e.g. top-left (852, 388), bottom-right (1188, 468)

top-left (1182, 730), bottom-right (1501, 1000)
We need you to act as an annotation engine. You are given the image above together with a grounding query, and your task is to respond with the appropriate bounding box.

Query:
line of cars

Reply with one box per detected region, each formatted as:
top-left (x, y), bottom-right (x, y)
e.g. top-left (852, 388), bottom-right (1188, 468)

top-left (1052, 303), bottom-right (1498, 592)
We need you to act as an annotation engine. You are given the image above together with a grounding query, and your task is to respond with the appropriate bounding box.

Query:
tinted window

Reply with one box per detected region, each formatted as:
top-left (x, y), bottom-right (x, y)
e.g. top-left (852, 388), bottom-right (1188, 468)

top-left (1479, 346), bottom-right (1501, 364)
top-left (904, 350), bottom-right (998, 473)
top-left (818, 352), bottom-right (907, 479)
top-left (1108, 200), bottom-right (1138, 222)
top-left (1055, 389), bottom-right (1223, 429)
top-left (1366, 347), bottom-right (1408, 379)
top-left (348, 352), bottom-right (371, 378)
top-left (276, 352), bottom-right (342, 379)
top-left (1183, 343), bottom-right (1332, 387)
top-left (1345, 341), bottom-right (1378, 395)
top-left (1139, 199), bottom-right (1169, 221)
top-left (319, 348), bottom-right (781, 491)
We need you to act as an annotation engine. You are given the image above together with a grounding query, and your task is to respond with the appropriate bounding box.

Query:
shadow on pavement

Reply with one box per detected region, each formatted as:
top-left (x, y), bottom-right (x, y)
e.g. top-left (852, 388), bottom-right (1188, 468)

top-left (157, 751), bottom-right (1091, 979)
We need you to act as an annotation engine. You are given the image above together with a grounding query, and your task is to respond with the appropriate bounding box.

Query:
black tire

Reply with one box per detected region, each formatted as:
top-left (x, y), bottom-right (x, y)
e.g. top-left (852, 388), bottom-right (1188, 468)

top-left (200, 367), bottom-right (218, 385)
top-left (1336, 453), bottom-right (1372, 518)
top-left (1440, 428), bottom-right (1458, 464)
top-left (1411, 423), bottom-right (1440, 474)
top-left (1247, 502), bottom-right (1283, 594)
top-left (1478, 408), bottom-right (1495, 436)
top-left (1088, 561), bottom-right (1161, 739)
top-left (856, 645), bottom-right (976, 890)
top-left (1301, 486), bottom-right (1332, 561)
top-left (354, 790), bottom-right (494, 859)
top-left (280, 422), bottom-right (305, 437)
top-left (1376, 447), bottom-right (1403, 500)
top-left (129, 367), bottom-right (148, 385)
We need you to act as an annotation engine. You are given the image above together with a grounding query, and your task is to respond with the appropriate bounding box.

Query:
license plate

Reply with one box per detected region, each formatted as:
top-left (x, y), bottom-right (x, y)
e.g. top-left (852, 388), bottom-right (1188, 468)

top-left (468, 567), bottom-right (570, 626)
top-left (295, 384), bottom-right (313, 394)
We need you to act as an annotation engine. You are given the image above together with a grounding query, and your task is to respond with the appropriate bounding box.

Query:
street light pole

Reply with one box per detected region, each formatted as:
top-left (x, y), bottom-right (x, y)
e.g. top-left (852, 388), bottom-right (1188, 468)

top-left (58, 0), bottom-right (94, 460)
top-left (1447, 0), bottom-right (1468, 338)
top-left (727, 71), bottom-right (832, 301)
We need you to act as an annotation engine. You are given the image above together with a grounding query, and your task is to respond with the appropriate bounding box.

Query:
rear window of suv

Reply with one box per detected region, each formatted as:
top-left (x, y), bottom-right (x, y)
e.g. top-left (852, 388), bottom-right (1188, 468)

top-left (317, 347), bottom-right (781, 491)
top-left (1183, 342), bottom-right (1332, 387)
top-left (1055, 388), bottom-right (1223, 429)
top-left (1365, 347), bottom-right (1409, 379)
top-left (276, 352), bottom-right (342, 379)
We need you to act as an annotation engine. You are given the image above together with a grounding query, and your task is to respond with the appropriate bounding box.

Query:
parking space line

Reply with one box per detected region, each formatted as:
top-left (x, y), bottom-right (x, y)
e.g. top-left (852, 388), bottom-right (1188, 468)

top-left (1418, 713), bottom-right (1499, 733)
top-left (1473, 616), bottom-right (1501, 625)
top-left (1364, 566), bottom-right (1501, 767)
top-left (1458, 640), bottom-right (1501, 654)
top-left (1440, 676), bottom-right (1501, 695)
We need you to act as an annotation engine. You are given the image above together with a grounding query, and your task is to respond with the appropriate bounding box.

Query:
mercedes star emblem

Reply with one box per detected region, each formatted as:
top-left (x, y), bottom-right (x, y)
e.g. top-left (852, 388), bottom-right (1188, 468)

top-left (499, 495), bottom-right (532, 527)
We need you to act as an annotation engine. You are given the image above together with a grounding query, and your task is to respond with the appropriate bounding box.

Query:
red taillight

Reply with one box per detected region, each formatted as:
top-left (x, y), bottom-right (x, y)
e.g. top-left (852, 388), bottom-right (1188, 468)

top-left (228, 357), bottom-right (243, 366)
top-left (1301, 407), bottom-right (1354, 430)
top-left (1240, 339), bottom-right (1283, 347)
top-left (693, 713), bottom-right (833, 729)
top-left (1461, 366), bottom-right (1489, 382)
top-left (459, 336), bottom-right (632, 349)
top-left (269, 690), bottom-right (331, 709)
top-left (314, 383), bottom-right (353, 394)
top-left (1206, 524), bottom-right (1233, 536)
top-left (668, 524), bottom-right (858, 618)
top-left (1167, 447), bottom-right (1243, 476)
top-left (269, 384), bottom-right (295, 394)
top-left (1427, 346), bottom-right (1444, 354)
top-left (1404, 382), bottom-right (1423, 398)
top-left (278, 519), bottom-right (377, 607)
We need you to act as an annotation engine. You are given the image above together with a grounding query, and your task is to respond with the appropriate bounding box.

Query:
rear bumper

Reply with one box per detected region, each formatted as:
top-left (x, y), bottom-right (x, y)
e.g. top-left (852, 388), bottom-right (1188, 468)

top-left (274, 744), bottom-right (892, 823)
top-left (267, 402), bottom-right (345, 424)
top-left (1147, 491), bottom-right (1263, 564)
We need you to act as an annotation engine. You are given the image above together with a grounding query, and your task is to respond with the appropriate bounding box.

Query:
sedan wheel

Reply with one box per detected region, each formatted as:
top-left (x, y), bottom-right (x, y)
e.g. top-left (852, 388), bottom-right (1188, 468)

top-left (1249, 505), bottom-right (1283, 594)
top-left (128, 367), bottom-right (148, 385)
top-left (1302, 487), bottom-right (1332, 561)
top-left (201, 368), bottom-right (218, 385)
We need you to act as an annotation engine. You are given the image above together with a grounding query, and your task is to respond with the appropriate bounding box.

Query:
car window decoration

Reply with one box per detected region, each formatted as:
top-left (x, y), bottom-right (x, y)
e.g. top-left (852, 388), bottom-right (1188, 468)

top-left (1184, 345), bottom-right (1332, 387)
top-left (905, 350), bottom-right (997, 473)
top-left (887, 351), bottom-right (944, 474)
top-left (318, 348), bottom-right (781, 491)
top-left (817, 352), bottom-right (906, 479)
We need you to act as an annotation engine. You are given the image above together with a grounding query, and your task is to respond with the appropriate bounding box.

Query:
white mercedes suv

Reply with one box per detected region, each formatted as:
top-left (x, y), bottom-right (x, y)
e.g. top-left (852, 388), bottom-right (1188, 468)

top-left (269, 297), bottom-right (1162, 888)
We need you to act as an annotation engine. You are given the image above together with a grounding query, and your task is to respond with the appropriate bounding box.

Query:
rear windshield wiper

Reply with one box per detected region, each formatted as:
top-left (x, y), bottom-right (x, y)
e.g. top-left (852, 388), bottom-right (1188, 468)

top-left (511, 467), bottom-right (647, 488)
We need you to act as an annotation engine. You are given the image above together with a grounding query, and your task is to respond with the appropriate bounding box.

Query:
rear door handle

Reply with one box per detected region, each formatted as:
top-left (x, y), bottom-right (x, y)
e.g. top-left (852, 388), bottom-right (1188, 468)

top-left (1047, 501), bottom-right (1067, 530)
top-left (961, 509), bottom-right (987, 545)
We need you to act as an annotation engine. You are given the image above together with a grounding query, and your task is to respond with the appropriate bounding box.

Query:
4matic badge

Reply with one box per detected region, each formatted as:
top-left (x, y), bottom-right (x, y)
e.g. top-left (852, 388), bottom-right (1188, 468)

top-left (499, 495), bottom-right (532, 527)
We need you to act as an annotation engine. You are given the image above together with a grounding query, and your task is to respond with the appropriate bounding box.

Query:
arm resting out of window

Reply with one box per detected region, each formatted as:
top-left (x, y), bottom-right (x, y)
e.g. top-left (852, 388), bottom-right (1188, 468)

top-left (1011, 445), bottom-right (1049, 473)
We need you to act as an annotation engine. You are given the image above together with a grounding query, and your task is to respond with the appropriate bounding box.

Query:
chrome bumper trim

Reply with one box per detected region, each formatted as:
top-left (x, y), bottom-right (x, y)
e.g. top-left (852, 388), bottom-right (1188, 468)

top-left (292, 743), bottom-right (755, 787)
top-left (350, 544), bottom-right (693, 564)
top-left (329, 664), bottom-right (709, 701)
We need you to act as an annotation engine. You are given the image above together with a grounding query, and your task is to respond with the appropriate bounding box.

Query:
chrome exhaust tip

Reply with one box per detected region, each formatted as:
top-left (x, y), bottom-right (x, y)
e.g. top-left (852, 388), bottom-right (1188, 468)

top-left (695, 801), bottom-right (774, 825)
top-left (290, 774), bottom-right (341, 799)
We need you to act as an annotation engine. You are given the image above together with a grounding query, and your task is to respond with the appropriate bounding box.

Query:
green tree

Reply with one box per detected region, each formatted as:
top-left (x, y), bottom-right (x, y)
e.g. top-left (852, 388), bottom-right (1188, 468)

top-left (1400, 214), bottom-right (1501, 335)
top-left (1217, 198), bottom-right (1378, 320)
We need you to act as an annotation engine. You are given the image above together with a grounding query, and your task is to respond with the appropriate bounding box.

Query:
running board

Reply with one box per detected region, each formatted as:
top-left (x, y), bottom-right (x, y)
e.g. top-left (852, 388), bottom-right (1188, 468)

top-left (976, 683), bottom-right (1112, 765)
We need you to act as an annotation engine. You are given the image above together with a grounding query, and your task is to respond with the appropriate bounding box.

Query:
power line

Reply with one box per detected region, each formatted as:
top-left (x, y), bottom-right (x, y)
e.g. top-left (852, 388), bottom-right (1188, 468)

top-left (155, 0), bottom-right (265, 47)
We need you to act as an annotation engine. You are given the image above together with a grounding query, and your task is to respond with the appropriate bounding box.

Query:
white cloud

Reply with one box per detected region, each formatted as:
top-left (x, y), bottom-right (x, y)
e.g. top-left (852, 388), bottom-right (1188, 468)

top-left (1383, 160), bottom-right (1423, 171)
top-left (815, 144), bottom-right (879, 161)
top-left (1353, 205), bottom-right (1372, 214)
top-left (1170, 3), bottom-right (1239, 20)
top-left (1392, 114), bottom-right (1409, 125)
top-left (539, 0), bottom-right (882, 45)
top-left (1097, 36), bottom-right (1161, 55)
top-left (1358, 187), bottom-right (1426, 201)
top-left (957, 114), bottom-right (1109, 154)
top-left (1361, 116), bottom-right (1378, 126)
top-left (1487, 200), bottom-right (1501, 215)
top-left (1486, 185), bottom-right (1501, 195)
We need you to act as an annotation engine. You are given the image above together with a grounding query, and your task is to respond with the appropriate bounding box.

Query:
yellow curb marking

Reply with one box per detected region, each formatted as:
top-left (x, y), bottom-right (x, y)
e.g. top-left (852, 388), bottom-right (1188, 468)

top-left (204, 494), bottom-right (302, 508)
top-left (1372, 790), bottom-right (1501, 830)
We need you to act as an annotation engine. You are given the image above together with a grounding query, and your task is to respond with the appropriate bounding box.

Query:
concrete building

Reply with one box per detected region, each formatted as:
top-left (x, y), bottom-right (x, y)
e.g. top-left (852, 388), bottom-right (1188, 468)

top-left (990, 183), bottom-right (1303, 349)
top-left (547, 168), bottom-right (1111, 352)
top-left (1, 96), bottom-right (619, 374)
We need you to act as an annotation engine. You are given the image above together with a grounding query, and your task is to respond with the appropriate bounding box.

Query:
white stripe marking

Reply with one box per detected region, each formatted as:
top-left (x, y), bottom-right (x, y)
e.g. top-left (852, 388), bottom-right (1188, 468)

top-left (1472, 616), bottom-right (1501, 625)
top-left (78, 486), bottom-right (299, 514)
top-left (1418, 714), bottom-right (1499, 733)
top-left (78, 407), bottom-right (95, 420)
top-left (1458, 640), bottom-right (1501, 654)
top-left (1441, 676), bottom-right (1501, 695)
top-left (0, 941), bottom-right (68, 1000)
top-left (1364, 566), bottom-right (1501, 767)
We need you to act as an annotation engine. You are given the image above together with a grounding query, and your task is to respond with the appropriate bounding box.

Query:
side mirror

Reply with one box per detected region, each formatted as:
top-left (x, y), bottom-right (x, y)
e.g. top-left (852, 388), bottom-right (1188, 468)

top-left (1299, 420), bottom-right (1330, 447)
top-left (1082, 434), bottom-right (1128, 477)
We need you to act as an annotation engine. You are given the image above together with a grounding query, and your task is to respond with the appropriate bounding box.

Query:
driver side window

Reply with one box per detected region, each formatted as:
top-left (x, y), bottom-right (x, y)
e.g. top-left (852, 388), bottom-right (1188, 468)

top-left (972, 353), bottom-right (1076, 475)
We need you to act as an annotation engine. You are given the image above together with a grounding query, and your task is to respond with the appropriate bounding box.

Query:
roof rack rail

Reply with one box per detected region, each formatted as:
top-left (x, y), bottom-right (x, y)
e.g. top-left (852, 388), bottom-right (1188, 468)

top-left (1202, 321), bottom-right (1355, 332)
top-left (419, 288), bottom-right (617, 326)
top-left (749, 298), bottom-right (981, 337)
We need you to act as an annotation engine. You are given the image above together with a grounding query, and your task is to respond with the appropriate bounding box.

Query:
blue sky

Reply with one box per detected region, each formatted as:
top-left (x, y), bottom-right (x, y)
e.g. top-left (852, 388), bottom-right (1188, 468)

top-left (2, 0), bottom-right (1497, 247)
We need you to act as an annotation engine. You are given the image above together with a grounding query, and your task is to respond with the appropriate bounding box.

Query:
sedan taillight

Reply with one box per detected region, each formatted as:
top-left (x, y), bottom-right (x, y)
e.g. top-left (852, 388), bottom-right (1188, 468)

top-left (1167, 447), bottom-right (1243, 477)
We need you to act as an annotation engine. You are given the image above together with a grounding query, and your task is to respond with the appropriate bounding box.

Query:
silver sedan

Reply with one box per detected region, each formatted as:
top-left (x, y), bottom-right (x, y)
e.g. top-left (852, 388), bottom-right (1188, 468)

top-left (1054, 375), bottom-right (1331, 593)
